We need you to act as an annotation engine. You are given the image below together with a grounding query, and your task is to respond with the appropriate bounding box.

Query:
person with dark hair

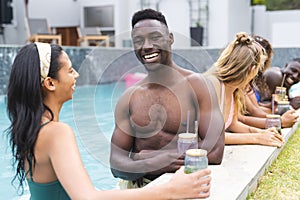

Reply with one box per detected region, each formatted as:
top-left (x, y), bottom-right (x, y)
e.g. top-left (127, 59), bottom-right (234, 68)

top-left (131, 8), bottom-right (168, 28)
top-left (244, 35), bottom-right (274, 117)
top-left (262, 58), bottom-right (300, 109)
top-left (110, 8), bottom-right (224, 189)
top-left (238, 35), bottom-right (298, 129)
top-left (6, 42), bottom-right (212, 199)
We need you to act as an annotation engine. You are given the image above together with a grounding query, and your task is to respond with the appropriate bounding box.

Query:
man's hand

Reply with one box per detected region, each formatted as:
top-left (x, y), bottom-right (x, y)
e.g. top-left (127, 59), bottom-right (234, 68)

top-left (281, 109), bottom-right (299, 128)
top-left (290, 97), bottom-right (300, 110)
top-left (132, 149), bottom-right (184, 176)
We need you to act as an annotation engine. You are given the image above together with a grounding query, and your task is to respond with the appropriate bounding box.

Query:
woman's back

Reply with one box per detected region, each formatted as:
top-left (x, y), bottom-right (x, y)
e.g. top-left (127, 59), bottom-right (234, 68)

top-left (26, 121), bottom-right (71, 200)
top-left (205, 75), bottom-right (234, 130)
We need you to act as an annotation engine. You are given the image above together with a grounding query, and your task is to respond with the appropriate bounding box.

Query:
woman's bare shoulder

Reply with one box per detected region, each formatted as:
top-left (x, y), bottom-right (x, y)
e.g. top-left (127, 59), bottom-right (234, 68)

top-left (40, 121), bottom-right (74, 139)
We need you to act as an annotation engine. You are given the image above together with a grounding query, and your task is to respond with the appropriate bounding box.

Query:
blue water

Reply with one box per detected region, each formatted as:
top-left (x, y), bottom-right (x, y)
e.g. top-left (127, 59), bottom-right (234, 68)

top-left (0, 82), bottom-right (125, 199)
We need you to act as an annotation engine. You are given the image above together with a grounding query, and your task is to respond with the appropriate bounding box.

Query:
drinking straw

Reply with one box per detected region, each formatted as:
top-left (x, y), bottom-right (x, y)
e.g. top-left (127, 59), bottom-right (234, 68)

top-left (280, 74), bottom-right (286, 88)
top-left (194, 120), bottom-right (198, 138)
top-left (194, 120), bottom-right (199, 147)
top-left (272, 94), bottom-right (275, 114)
top-left (194, 121), bottom-right (198, 135)
top-left (186, 110), bottom-right (190, 133)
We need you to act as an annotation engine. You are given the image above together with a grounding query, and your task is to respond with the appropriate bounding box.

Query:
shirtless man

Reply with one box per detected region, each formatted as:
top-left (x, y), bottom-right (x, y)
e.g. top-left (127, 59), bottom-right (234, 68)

top-left (110, 9), bottom-right (224, 188)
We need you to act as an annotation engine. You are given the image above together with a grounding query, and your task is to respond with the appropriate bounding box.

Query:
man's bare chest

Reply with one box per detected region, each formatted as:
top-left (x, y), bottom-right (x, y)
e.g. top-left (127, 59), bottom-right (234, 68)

top-left (129, 85), bottom-right (196, 133)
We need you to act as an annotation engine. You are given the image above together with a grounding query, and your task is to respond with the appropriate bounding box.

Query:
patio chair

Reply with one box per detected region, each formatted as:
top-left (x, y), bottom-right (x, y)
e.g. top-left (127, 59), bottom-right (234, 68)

top-left (25, 18), bottom-right (62, 45)
top-left (77, 27), bottom-right (109, 47)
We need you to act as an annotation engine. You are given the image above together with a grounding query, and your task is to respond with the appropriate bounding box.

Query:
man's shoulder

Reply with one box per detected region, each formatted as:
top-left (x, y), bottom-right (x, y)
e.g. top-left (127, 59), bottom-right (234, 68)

top-left (185, 70), bottom-right (205, 79)
top-left (185, 72), bottom-right (211, 86)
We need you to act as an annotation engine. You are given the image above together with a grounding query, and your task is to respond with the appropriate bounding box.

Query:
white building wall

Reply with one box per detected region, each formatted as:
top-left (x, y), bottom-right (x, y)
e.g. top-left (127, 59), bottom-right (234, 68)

top-left (2, 0), bottom-right (27, 44)
top-left (227, 0), bottom-right (252, 42)
top-left (252, 5), bottom-right (268, 38)
top-left (91, 0), bottom-right (191, 48)
top-left (158, 0), bottom-right (190, 48)
top-left (209, 0), bottom-right (251, 48)
top-left (251, 6), bottom-right (300, 47)
top-left (268, 10), bottom-right (300, 47)
top-left (114, 0), bottom-right (140, 48)
top-left (208, 0), bottom-right (230, 47)
top-left (93, 0), bottom-right (190, 48)
top-left (28, 0), bottom-right (80, 27)
top-left (3, 0), bottom-right (300, 48)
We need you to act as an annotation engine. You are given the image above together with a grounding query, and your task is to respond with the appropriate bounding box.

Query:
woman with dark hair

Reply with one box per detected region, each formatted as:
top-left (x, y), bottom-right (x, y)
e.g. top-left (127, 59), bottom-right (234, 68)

top-left (238, 35), bottom-right (298, 129)
top-left (244, 35), bottom-right (276, 115)
top-left (6, 42), bottom-right (211, 200)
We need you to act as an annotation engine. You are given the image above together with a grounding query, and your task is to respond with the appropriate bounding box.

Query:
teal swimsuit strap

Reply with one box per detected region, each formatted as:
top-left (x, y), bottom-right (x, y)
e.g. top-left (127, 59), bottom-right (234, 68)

top-left (29, 120), bottom-right (52, 182)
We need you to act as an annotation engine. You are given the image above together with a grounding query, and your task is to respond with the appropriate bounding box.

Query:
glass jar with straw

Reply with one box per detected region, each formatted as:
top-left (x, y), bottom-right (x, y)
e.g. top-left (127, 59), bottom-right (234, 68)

top-left (177, 111), bottom-right (198, 154)
top-left (274, 74), bottom-right (287, 102)
top-left (275, 86), bottom-right (286, 102)
top-left (277, 100), bottom-right (290, 115)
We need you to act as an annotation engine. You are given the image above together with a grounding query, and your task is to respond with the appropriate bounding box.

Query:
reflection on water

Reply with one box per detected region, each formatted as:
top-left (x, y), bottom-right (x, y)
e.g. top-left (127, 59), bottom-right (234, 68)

top-left (0, 82), bottom-right (125, 199)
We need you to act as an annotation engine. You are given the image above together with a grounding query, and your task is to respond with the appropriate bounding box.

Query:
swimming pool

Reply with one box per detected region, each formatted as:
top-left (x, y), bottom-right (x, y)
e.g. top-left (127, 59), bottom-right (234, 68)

top-left (0, 82), bottom-right (125, 199)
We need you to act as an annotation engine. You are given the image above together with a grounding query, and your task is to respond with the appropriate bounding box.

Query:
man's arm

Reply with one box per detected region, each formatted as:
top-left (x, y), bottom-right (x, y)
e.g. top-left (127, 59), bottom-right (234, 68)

top-left (239, 109), bottom-right (298, 128)
top-left (109, 90), bottom-right (144, 180)
top-left (191, 74), bottom-right (225, 164)
top-left (110, 126), bottom-right (183, 180)
top-left (110, 125), bottom-right (144, 180)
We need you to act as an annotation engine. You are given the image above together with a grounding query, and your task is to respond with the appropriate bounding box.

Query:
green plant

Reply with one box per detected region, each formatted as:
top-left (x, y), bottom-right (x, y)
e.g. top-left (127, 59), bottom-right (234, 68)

top-left (251, 0), bottom-right (266, 5)
top-left (266, 0), bottom-right (300, 11)
top-left (195, 21), bottom-right (201, 27)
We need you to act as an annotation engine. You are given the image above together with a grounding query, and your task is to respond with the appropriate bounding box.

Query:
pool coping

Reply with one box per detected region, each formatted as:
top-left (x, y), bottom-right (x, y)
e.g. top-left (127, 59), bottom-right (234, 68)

top-left (17, 114), bottom-right (300, 200)
top-left (146, 114), bottom-right (300, 200)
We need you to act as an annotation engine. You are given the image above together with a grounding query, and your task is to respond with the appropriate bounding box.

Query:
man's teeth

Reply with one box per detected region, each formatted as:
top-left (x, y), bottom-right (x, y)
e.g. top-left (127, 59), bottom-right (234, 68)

top-left (287, 77), bottom-right (294, 84)
top-left (144, 53), bottom-right (158, 59)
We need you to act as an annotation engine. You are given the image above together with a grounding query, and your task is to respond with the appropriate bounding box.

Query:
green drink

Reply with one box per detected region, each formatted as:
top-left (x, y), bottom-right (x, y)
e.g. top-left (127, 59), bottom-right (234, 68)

top-left (184, 149), bottom-right (208, 174)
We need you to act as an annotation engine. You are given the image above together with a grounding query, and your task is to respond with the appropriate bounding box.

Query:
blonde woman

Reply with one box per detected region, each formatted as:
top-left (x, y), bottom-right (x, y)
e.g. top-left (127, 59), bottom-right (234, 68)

top-left (204, 32), bottom-right (284, 147)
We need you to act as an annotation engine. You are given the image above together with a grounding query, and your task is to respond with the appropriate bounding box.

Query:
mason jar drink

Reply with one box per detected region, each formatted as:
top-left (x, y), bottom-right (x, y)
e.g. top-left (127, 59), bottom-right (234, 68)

top-left (275, 86), bottom-right (286, 102)
top-left (177, 133), bottom-right (198, 154)
top-left (277, 100), bottom-right (290, 115)
top-left (184, 149), bottom-right (208, 174)
top-left (266, 114), bottom-right (281, 134)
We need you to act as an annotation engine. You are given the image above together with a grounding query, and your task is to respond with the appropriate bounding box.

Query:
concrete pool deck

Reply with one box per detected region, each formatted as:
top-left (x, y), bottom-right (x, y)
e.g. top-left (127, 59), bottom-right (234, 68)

top-left (146, 113), bottom-right (300, 199)
top-left (17, 115), bottom-right (299, 200)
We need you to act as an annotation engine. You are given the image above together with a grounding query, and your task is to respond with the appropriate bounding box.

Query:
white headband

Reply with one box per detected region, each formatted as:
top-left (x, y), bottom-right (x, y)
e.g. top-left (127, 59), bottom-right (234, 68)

top-left (35, 42), bottom-right (51, 83)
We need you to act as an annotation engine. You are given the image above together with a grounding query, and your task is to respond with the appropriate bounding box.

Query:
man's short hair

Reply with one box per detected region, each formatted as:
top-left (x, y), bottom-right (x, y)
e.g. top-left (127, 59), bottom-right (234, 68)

top-left (292, 58), bottom-right (300, 63)
top-left (131, 8), bottom-right (168, 29)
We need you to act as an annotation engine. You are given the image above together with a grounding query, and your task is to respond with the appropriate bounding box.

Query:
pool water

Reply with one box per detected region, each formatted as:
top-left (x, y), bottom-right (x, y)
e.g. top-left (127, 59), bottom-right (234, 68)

top-left (0, 82), bottom-right (125, 199)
